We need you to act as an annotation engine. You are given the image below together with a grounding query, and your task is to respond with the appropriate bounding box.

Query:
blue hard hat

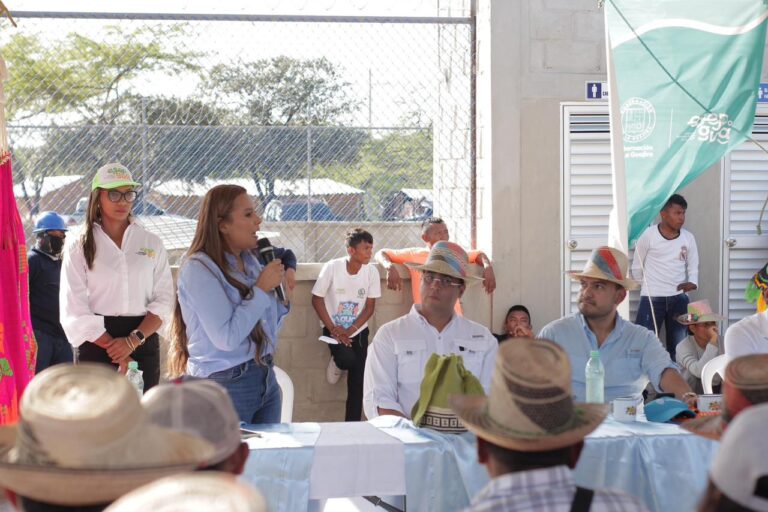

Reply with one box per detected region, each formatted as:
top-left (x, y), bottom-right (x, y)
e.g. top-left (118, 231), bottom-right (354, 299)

top-left (33, 211), bottom-right (69, 233)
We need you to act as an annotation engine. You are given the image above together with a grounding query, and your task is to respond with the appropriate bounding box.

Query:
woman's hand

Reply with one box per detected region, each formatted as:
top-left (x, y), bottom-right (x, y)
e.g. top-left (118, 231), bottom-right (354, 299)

top-left (256, 259), bottom-right (285, 294)
top-left (117, 357), bottom-right (135, 375)
top-left (107, 337), bottom-right (134, 363)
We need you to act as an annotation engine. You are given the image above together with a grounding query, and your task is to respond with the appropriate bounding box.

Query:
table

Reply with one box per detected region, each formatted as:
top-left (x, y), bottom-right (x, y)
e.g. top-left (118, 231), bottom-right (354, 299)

top-left (240, 415), bottom-right (719, 512)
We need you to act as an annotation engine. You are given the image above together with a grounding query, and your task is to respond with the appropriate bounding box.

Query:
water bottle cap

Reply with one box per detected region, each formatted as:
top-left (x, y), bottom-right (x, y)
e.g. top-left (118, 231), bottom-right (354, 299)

top-left (128, 361), bottom-right (139, 370)
top-left (590, 350), bottom-right (600, 358)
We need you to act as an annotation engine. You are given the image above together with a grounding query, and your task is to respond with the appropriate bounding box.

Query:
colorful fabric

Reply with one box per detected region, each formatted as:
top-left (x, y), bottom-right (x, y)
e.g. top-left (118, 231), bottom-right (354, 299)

top-left (0, 152), bottom-right (37, 424)
top-left (745, 263), bottom-right (768, 313)
top-left (604, 0), bottom-right (768, 244)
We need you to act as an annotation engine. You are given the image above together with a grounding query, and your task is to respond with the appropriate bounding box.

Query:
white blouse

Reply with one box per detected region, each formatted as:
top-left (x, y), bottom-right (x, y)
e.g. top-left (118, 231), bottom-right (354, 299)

top-left (59, 220), bottom-right (174, 347)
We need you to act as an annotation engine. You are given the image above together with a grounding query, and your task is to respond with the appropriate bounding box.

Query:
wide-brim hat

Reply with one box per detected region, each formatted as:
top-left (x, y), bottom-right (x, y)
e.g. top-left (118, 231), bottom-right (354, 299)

top-left (567, 246), bottom-right (639, 290)
top-left (677, 299), bottom-right (725, 325)
top-left (450, 338), bottom-right (608, 452)
top-left (683, 354), bottom-right (768, 440)
top-left (104, 473), bottom-right (267, 512)
top-left (92, 162), bottom-right (141, 191)
top-left (0, 364), bottom-right (215, 506)
top-left (406, 240), bottom-right (483, 284)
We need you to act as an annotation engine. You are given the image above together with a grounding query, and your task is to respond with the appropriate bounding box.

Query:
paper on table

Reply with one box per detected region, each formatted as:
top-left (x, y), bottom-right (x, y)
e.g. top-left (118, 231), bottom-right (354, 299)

top-left (319, 335), bottom-right (339, 345)
top-left (309, 422), bottom-right (406, 500)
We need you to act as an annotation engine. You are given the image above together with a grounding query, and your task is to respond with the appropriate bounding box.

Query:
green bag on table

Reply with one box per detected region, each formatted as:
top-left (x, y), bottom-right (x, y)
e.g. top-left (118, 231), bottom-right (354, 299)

top-left (411, 353), bottom-right (485, 434)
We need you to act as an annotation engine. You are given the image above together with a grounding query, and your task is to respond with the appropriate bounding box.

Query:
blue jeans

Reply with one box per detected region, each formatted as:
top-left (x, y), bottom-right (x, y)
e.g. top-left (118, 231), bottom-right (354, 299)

top-left (636, 294), bottom-right (690, 360)
top-left (207, 356), bottom-right (282, 425)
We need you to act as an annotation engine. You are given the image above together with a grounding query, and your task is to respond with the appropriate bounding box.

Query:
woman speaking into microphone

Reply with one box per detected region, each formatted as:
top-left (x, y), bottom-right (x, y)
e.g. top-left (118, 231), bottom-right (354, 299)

top-left (169, 184), bottom-right (288, 424)
top-left (60, 163), bottom-right (173, 390)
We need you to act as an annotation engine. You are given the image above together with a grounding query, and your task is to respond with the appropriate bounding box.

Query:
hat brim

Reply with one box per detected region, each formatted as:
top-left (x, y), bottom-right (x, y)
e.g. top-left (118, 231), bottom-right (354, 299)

top-left (676, 314), bottom-right (726, 326)
top-left (449, 394), bottom-right (608, 451)
top-left (680, 414), bottom-right (725, 440)
top-left (93, 180), bottom-right (141, 191)
top-left (0, 425), bottom-right (214, 506)
top-left (567, 270), bottom-right (639, 291)
top-left (406, 261), bottom-right (484, 284)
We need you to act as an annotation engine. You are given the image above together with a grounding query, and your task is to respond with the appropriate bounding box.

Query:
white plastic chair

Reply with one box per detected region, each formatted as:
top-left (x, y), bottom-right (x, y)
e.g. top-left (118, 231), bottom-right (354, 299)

top-left (701, 354), bottom-right (728, 394)
top-left (273, 365), bottom-right (294, 423)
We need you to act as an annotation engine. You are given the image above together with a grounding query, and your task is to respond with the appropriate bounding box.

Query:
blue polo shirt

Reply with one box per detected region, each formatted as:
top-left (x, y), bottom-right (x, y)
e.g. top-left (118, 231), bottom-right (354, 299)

top-left (539, 313), bottom-right (676, 402)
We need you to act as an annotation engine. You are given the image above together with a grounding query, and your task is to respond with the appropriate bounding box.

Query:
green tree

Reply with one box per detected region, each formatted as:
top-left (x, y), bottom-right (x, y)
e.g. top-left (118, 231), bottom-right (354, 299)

top-left (205, 56), bottom-right (363, 206)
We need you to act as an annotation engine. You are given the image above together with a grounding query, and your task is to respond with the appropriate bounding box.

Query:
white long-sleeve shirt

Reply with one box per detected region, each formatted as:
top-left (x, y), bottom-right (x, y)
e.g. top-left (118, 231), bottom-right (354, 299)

top-left (363, 306), bottom-right (497, 420)
top-left (631, 225), bottom-right (699, 297)
top-left (59, 220), bottom-right (174, 347)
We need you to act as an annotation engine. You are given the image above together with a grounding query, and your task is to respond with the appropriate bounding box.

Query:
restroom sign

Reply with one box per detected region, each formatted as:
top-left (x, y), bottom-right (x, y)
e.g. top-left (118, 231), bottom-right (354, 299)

top-left (586, 81), bottom-right (609, 100)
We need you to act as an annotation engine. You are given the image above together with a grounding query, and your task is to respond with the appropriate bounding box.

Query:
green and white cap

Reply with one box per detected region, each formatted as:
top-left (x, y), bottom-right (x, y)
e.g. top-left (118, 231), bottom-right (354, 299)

top-left (91, 163), bottom-right (140, 191)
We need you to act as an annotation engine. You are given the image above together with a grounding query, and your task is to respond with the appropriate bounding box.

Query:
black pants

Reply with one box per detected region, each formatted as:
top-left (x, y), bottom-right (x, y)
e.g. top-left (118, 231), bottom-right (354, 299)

top-left (34, 329), bottom-right (73, 373)
top-left (78, 315), bottom-right (160, 392)
top-left (325, 327), bottom-right (369, 422)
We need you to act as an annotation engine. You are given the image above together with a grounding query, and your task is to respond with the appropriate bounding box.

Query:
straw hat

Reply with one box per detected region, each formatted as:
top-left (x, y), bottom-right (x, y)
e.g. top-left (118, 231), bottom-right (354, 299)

top-left (449, 338), bottom-right (608, 451)
top-left (406, 241), bottom-right (483, 284)
top-left (568, 246), bottom-right (639, 290)
top-left (683, 354), bottom-right (768, 440)
top-left (104, 472), bottom-right (267, 512)
top-left (676, 299), bottom-right (725, 325)
top-left (142, 380), bottom-right (241, 466)
top-left (0, 364), bottom-right (215, 506)
top-left (104, 472), bottom-right (266, 512)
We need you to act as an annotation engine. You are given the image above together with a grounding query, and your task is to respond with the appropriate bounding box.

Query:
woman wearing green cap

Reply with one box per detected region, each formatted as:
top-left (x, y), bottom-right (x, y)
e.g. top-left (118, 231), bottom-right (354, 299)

top-left (59, 163), bottom-right (174, 391)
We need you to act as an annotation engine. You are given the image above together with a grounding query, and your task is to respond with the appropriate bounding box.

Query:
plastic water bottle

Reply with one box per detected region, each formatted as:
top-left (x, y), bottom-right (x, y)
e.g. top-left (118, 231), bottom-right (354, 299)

top-left (585, 350), bottom-right (605, 404)
top-left (126, 361), bottom-right (144, 397)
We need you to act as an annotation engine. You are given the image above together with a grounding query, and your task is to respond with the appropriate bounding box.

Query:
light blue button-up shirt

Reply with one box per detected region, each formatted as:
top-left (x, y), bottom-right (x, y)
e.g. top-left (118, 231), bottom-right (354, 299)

top-left (539, 313), bottom-right (676, 402)
top-left (177, 250), bottom-right (289, 377)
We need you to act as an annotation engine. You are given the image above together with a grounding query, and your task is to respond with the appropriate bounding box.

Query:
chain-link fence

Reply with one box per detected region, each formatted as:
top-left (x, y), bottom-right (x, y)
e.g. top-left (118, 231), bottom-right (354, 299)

top-left (7, 9), bottom-right (474, 263)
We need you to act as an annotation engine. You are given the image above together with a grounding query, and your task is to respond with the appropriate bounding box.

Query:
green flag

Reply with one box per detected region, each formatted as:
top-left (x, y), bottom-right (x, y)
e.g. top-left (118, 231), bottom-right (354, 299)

top-left (605, 0), bottom-right (768, 244)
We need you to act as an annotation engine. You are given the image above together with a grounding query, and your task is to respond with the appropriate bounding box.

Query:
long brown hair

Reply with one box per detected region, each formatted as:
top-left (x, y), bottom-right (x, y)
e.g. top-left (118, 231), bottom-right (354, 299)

top-left (80, 189), bottom-right (102, 270)
top-left (168, 184), bottom-right (268, 377)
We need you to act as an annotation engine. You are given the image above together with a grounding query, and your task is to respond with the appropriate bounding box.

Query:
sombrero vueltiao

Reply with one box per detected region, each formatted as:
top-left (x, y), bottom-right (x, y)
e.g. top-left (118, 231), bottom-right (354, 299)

top-left (0, 364), bottom-right (215, 506)
top-left (450, 338), bottom-right (608, 452)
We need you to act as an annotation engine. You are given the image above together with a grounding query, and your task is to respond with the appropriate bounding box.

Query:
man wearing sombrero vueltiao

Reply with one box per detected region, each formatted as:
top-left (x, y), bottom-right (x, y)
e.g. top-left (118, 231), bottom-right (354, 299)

top-left (539, 246), bottom-right (696, 407)
top-left (362, 241), bottom-right (497, 420)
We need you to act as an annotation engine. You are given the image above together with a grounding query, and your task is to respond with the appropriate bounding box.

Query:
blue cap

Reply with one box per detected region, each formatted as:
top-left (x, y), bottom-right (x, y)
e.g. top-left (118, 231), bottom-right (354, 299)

top-left (645, 397), bottom-right (696, 423)
top-left (33, 211), bottom-right (68, 233)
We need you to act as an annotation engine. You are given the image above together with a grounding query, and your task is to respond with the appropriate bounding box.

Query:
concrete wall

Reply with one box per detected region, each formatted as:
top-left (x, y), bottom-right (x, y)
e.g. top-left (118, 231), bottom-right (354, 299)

top-left (476, 0), bottom-right (728, 330)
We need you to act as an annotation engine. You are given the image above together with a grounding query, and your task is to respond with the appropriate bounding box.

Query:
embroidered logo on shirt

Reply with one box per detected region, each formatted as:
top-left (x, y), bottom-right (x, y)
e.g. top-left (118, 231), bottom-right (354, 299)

top-left (136, 247), bottom-right (156, 258)
top-left (357, 287), bottom-right (366, 298)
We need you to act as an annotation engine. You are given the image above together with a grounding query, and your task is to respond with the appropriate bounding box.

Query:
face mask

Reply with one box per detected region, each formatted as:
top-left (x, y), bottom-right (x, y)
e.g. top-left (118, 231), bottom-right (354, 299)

top-left (40, 234), bottom-right (65, 256)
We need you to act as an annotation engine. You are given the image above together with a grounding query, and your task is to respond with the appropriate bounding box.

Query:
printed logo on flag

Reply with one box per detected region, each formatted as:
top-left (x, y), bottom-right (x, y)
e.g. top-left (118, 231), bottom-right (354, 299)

top-left (685, 113), bottom-right (733, 145)
top-left (621, 97), bottom-right (656, 143)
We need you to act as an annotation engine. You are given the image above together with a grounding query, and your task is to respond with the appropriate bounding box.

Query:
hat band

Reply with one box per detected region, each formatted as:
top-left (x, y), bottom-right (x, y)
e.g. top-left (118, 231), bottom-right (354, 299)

top-left (483, 402), bottom-right (588, 439)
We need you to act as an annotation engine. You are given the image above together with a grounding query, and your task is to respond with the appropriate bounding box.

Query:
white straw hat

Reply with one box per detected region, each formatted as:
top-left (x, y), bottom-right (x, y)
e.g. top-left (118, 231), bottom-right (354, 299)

top-left (0, 364), bottom-right (215, 506)
top-left (104, 473), bottom-right (267, 512)
top-left (142, 380), bottom-right (241, 466)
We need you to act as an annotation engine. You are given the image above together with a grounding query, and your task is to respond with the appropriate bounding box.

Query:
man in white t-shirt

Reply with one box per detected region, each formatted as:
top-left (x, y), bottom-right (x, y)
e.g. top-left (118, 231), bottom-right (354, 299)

top-left (725, 275), bottom-right (768, 359)
top-left (631, 194), bottom-right (699, 361)
top-left (312, 228), bottom-right (381, 421)
top-left (363, 241), bottom-right (497, 420)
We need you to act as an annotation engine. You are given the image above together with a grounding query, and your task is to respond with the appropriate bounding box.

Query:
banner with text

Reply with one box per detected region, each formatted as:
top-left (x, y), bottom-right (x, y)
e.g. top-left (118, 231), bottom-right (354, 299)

top-left (605, 0), bottom-right (768, 244)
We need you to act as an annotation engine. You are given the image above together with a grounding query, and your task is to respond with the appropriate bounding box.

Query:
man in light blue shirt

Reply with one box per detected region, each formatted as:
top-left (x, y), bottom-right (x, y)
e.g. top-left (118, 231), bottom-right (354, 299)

top-left (539, 246), bottom-right (696, 406)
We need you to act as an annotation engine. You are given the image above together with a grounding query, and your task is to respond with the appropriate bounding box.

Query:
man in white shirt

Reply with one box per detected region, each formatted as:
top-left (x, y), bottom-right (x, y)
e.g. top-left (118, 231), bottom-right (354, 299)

top-left (631, 194), bottom-right (699, 360)
top-left (363, 241), bottom-right (497, 420)
top-left (725, 280), bottom-right (768, 359)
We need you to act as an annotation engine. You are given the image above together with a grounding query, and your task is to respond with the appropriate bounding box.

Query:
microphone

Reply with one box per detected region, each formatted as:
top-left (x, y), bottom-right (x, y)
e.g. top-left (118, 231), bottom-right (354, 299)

top-left (256, 238), bottom-right (286, 303)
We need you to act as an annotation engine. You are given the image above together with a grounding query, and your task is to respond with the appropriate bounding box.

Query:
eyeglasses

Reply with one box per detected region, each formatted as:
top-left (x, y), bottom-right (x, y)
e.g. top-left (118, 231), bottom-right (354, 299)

top-left (422, 272), bottom-right (463, 288)
top-left (106, 190), bottom-right (137, 203)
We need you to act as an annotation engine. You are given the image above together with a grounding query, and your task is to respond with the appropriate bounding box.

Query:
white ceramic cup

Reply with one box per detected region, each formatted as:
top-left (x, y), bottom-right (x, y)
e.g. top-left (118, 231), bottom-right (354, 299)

top-left (697, 394), bottom-right (723, 413)
top-left (613, 396), bottom-right (642, 422)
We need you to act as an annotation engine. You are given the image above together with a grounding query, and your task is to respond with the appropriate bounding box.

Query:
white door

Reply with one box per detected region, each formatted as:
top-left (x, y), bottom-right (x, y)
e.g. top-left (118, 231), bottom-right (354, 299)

top-left (560, 103), bottom-right (639, 319)
top-left (721, 108), bottom-right (768, 326)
